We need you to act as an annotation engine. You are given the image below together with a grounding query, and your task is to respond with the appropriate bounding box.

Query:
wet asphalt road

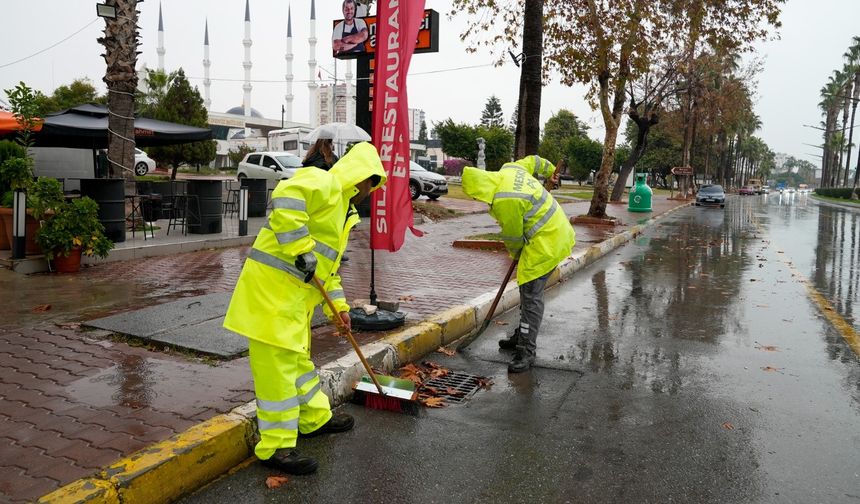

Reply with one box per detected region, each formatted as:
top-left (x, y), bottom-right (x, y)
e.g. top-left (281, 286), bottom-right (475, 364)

top-left (182, 194), bottom-right (860, 504)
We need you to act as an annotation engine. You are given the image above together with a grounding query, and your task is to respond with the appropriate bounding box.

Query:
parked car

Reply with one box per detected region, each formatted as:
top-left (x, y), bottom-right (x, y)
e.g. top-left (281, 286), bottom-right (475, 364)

top-left (695, 184), bottom-right (726, 208)
top-left (739, 185), bottom-right (756, 195)
top-left (409, 161), bottom-right (448, 200)
top-left (237, 151), bottom-right (303, 180)
top-left (134, 148), bottom-right (156, 176)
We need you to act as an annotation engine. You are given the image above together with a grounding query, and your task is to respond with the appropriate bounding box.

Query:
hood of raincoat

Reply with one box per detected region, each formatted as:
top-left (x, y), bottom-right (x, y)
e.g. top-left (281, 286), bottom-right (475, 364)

top-left (329, 141), bottom-right (387, 198)
top-left (510, 155), bottom-right (556, 179)
top-left (462, 166), bottom-right (502, 204)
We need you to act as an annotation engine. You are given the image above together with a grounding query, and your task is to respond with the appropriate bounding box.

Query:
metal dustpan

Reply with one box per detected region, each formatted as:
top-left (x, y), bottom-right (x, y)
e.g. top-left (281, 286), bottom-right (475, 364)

top-left (354, 374), bottom-right (417, 401)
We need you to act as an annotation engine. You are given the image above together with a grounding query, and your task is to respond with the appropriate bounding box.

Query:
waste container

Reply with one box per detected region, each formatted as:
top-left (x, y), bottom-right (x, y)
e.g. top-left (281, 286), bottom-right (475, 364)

top-left (79, 178), bottom-right (126, 242)
top-left (188, 179), bottom-right (222, 234)
top-left (241, 178), bottom-right (267, 217)
top-left (628, 173), bottom-right (653, 213)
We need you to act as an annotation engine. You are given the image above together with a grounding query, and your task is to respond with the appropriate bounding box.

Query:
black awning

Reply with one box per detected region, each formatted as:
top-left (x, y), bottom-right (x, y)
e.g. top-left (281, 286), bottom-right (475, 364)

top-left (3, 104), bottom-right (213, 148)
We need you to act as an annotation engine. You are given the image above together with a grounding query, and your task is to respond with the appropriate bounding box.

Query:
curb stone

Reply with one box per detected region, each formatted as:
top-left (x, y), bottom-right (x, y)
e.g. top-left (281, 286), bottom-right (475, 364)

top-left (38, 201), bottom-right (691, 504)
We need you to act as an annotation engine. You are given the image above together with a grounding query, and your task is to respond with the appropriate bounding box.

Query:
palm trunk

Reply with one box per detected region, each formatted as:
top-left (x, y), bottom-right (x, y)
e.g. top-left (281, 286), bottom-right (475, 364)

top-left (514, 0), bottom-right (543, 159)
top-left (98, 0), bottom-right (139, 187)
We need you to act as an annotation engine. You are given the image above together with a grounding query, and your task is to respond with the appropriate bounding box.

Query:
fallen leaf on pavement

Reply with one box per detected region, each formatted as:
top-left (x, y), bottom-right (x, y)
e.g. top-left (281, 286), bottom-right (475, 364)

top-left (423, 361), bottom-right (445, 370)
top-left (445, 387), bottom-right (465, 397)
top-left (421, 386), bottom-right (441, 395)
top-left (32, 304), bottom-right (51, 313)
top-left (756, 305), bottom-right (769, 308)
top-left (55, 322), bottom-right (81, 330)
top-left (761, 366), bottom-right (781, 372)
top-left (398, 363), bottom-right (425, 384)
top-left (436, 346), bottom-right (456, 357)
top-left (429, 367), bottom-right (449, 379)
top-left (265, 475), bottom-right (290, 489)
top-left (493, 320), bottom-right (510, 326)
top-left (476, 377), bottom-right (494, 389)
top-left (398, 295), bottom-right (416, 302)
top-left (754, 342), bottom-right (779, 352)
top-left (721, 422), bottom-right (735, 430)
top-left (421, 396), bottom-right (446, 408)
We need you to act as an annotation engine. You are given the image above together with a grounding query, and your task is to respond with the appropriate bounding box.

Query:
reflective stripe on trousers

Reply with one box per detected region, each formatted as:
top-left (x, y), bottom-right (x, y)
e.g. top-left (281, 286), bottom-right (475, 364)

top-left (248, 338), bottom-right (333, 460)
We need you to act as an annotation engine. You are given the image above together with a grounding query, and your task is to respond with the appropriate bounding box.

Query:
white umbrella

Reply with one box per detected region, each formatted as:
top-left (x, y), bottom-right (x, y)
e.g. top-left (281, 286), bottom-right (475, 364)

top-left (305, 122), bottom-right (371, 144)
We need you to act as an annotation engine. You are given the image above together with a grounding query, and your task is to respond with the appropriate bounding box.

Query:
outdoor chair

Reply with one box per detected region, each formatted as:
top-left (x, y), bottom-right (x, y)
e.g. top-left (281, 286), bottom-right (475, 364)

top-left (223, 181), bottom-right (239, 218)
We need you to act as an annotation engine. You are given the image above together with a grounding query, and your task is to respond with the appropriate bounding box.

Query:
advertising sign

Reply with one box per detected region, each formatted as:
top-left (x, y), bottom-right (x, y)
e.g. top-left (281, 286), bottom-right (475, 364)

top-left (332, 9), bottom-right (439, 59)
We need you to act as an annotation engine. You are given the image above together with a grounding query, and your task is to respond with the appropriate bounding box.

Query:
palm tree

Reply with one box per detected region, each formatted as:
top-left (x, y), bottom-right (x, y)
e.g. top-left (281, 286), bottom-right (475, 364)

top-left (97, 0), bottom-right (139, 183)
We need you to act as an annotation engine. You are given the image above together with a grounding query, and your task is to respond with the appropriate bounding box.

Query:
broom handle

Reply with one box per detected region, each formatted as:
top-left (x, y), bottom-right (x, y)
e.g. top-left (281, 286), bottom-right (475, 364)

top-left (312, 276), bottom-right (385, 395)
top-left (485, 259), bottom-right (518, 326)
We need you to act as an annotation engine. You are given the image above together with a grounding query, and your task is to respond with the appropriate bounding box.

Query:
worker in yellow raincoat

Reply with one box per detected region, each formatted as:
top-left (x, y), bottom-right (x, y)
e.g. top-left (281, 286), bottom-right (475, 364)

top-left (501, 155), bottom-right (561, 190)
top-left (224, 142), bottom-right (386, 474)
top-left (462, 160), bottom-right (575, 372)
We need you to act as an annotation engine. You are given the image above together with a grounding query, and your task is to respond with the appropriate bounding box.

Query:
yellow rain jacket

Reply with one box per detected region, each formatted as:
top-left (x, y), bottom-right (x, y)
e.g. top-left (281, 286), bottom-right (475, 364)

top-left (501, 155), bottom-right (557, 180)
top-left (462, 166), bottom-right (575, 285)
top-left (224, 142), bottom-right (387, 352)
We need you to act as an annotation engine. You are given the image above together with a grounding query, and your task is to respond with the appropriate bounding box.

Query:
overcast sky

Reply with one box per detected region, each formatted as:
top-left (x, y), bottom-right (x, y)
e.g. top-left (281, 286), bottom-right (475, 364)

top-left (1, 0), bottom-right (859, 166)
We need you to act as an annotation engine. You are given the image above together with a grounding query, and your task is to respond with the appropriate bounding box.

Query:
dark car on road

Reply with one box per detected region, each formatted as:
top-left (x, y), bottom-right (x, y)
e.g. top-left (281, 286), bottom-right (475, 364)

top-left (695, 184), bottom-right (726, 208)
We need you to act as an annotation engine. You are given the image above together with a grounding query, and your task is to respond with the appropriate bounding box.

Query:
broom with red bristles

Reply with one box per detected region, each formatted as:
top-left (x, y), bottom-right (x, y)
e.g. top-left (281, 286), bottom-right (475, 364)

top-left (312, 276), bottom-right (421, 416)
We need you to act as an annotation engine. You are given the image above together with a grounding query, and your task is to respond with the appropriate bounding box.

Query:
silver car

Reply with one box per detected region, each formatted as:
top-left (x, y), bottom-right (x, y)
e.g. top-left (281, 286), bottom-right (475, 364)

top-left (237, 151), bottom-right (303, 180)
top-left (409, 162), bottom-right (448, 200)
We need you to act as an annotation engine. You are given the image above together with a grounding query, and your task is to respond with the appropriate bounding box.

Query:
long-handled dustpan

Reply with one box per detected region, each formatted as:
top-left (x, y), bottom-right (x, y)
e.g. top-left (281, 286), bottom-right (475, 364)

top-left (455, 259), bottom-right (518, 351)
top-left (311, 276), bottom-right (420, 415)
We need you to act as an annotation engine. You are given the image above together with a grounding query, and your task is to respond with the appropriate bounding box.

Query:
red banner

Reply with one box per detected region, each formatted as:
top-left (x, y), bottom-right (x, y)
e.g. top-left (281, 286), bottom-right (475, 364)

top-left (370, 0), bottom-right (426, 252)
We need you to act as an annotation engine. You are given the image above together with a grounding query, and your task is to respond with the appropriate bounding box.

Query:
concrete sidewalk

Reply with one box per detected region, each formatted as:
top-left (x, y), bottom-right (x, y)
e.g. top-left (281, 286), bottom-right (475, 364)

top-left (0, 195), bottom-right (690, 503)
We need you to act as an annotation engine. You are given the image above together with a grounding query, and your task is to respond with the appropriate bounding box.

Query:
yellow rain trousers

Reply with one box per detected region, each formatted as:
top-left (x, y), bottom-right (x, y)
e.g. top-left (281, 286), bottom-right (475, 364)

top-left (462, 166), bottom-right (575, 285)
top-left (223, 142), bottom-right (387, 457)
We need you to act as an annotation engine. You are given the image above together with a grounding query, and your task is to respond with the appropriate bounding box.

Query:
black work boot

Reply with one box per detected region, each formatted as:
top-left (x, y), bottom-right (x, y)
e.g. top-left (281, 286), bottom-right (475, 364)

top-left (261, 449), bottom-right (319, 475)
top-left (498, 328), bottom-right (520, 350)
top-left (508, 349), bottom-right (536, 373)
top-left (299, 413), bottom-right (355, 438)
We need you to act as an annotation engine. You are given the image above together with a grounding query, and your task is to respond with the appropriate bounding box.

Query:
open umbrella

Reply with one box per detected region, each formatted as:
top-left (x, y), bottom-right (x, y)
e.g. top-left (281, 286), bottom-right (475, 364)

top-left (305, 122), bottom-right (371, 144)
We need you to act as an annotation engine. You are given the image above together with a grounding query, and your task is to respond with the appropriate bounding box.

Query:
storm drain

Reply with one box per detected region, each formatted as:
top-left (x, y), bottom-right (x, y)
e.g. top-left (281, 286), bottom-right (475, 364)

top-left (422, 371), bottom-right (483, 404)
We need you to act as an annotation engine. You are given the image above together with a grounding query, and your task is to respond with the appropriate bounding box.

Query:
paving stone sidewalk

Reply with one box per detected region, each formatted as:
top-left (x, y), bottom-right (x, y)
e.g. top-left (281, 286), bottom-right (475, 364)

top-left (0, 196), bottom-right (687, 502)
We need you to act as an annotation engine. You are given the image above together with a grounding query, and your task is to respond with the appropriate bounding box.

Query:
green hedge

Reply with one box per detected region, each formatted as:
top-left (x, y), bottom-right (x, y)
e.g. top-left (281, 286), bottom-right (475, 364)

top-left (814, 188), bottom-right (855, 198)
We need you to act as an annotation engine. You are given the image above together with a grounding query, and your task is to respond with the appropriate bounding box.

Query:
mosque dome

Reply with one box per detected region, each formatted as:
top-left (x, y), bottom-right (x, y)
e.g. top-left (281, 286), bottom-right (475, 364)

top-left (225, 106), bottom-right (264, 118)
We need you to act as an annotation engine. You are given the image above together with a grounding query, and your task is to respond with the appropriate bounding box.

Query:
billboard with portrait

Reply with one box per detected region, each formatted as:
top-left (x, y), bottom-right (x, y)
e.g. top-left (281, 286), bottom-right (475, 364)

top-left (332, 8), bottom-right (439, 59)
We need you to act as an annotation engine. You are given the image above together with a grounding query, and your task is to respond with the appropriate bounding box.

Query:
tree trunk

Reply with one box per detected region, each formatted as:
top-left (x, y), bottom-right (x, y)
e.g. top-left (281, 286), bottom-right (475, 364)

top-left (99, 0), bottom-right (139, 188)
top-left (610, 113), bottom-right (656, 201)
top-left (514, 0), bottom-right (543, 159)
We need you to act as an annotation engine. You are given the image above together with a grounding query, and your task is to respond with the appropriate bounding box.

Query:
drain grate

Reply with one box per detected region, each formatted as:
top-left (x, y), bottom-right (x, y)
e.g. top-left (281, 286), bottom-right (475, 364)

top-left (422, 371), bottom-right (483, 404)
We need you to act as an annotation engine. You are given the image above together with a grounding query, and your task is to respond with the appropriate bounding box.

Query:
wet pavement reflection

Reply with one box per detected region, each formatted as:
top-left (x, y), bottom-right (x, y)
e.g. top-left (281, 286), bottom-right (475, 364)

top-left (183, 194), bottom-right (860, 503)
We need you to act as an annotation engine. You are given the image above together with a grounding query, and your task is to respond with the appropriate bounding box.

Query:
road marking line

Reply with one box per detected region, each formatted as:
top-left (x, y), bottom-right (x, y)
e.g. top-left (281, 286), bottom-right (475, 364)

top-left (779, 255), bottom-right (860, 357)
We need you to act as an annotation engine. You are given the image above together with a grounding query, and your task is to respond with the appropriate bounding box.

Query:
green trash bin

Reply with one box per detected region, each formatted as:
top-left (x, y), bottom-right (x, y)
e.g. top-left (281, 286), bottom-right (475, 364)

top-left (628, 173), bottom-right (652, 212)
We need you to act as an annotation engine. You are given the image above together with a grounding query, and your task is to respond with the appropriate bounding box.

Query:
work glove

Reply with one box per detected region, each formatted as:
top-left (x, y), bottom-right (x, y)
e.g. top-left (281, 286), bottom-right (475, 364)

top-left (295, 252), bottom-right (317, 283)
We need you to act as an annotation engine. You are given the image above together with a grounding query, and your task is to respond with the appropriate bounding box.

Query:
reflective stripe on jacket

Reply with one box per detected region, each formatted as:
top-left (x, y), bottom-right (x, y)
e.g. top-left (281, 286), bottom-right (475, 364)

top-left (224, 142), bottom-right (387, 351)
top-left (461, 166), bottom-right (575, 285)
top-left (501, 155), bottom-right (556, 180)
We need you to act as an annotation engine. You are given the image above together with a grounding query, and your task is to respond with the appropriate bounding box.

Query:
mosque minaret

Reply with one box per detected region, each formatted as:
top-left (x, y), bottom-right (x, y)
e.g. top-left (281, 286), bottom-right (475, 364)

top-left (308, 0), bottom-right (319, 127)
top-left (242, 0), bottom-right (253, 136)
top-left (202, 19), bottom-right (211, 112)
top-left (157, 2), bottom-right (165, 71)
top-left (285, 5), bottom-right (294, 122)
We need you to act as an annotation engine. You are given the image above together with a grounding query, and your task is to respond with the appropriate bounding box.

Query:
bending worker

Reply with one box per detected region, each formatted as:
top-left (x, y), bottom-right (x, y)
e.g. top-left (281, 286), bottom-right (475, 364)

top-left (223, 142), bottom-right (386, 475)
top-left (462, 157), bottom-right (575, 372)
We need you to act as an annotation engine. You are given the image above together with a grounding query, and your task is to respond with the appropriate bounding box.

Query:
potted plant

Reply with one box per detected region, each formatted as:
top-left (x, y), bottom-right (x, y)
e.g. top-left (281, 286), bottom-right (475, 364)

top-left (36, 193), bottom-right (114, 273)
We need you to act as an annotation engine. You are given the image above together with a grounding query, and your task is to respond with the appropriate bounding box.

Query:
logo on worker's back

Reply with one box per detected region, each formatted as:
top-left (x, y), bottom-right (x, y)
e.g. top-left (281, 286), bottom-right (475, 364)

top-left (332, 8), bottom-right (439, 59)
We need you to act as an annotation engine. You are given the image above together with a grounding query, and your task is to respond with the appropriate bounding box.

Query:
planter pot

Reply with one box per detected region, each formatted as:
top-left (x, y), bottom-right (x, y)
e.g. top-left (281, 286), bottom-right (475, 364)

top-left (51, 247), bottom-right (83, 273)
top-left (0, 207), bottom-right (43, 255)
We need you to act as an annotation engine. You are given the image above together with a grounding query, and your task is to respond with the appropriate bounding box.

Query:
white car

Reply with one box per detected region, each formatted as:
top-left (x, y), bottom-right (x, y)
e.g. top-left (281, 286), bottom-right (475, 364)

top-left (237, 151), bottom-right (303, 180)
top-left (409, 161), bottom-right (448, 200)
top-left (134, 148), bottom-right (156, 176)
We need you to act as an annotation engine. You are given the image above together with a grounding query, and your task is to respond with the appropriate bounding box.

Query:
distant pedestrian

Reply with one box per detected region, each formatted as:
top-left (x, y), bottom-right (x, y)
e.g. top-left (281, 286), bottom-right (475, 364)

top-left (302, 138), bottom-right (339, 170)
top-left (462, 161), bottom-right (575, 372)
top-left (223, 142), bottom-right (386, 474)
